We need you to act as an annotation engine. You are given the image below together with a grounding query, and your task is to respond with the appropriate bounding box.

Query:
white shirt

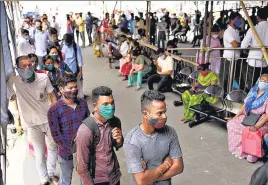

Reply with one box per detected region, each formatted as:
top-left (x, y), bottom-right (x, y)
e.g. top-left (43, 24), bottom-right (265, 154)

top-left (223, 25), bottom-right (241, 59)
top-left (119, 41), bottom-right (129, 57)
top-left (35, 31), bottom-right (50, 56)
top-left (17, 38), bottom-right (35, 56)
top-left (7, 73), bottom-right (54, 128)
top-left (157, 55), bottom-right (174, 74)
top-left (241, 21), bottom-right (268, 67)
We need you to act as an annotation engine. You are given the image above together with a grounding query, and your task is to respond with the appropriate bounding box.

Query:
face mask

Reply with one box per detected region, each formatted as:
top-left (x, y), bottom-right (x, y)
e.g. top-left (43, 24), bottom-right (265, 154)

top-left (63, 89), bottom-right (78, 101)
top-left (159, 55), bottom-right (165, 60)
top-left (234, 19), bottom-right (242, 27)
top-left (258, 81), bottom-right (268, 90)
top-left (131, 57), bottom-right (136, 61)
top-left (147, 112), bottom-right (166, 129)
top-left (50, 55), bottom-right (58, 60)
top-left (51, 37), bottom-right (57, 42)
top-left (212, 35), bottom-right (218, 39)
top-left (24, 36), bottom-right (30, 41)
top-left (99, 105), bottom-right (115, 120)
top-left (16, 67), bottom-right (35, 83)
top-left (201, 71), bottom-right (208, 77)
top-left (45, 64), bottom-right (54, 71)
top-left (36, 25), bottom-right (42, 31)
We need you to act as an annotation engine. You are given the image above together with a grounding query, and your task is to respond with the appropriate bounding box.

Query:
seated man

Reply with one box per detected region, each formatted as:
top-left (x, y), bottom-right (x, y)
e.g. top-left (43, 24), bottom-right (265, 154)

top-left (107, 35), bottom-right (129, 69)
top-left (181, 63), bottom-right (219, 124)
top-left (167, 38), bottom-right (179, 55)
top-left (147, 48), bottom-right (174, 92)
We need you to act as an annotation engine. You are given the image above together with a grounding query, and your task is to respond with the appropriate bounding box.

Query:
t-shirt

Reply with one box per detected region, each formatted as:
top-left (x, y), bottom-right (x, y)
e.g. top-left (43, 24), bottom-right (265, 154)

top-left (78, 17), bottom-right (85, 32)
top-left (124, 125), bottom-right (182, 185)
top-left (134, 55), bottom-right (145, 65)
top-left (223, 25), bottom-right (241, 59)
top-left (7, 73), bottom-right (54, 128)
top-left (157, 56), bottom-right (174, 74)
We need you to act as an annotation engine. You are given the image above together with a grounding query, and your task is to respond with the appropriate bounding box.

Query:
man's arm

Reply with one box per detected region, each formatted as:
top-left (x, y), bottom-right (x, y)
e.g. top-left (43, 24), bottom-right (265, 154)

top-left (158, 127), bottom-right (184, 181)
top-left (241, 29), bottom-right (252, 49)
top-left (124, 143), bottom-right (172, 185)
top-left (76, 125), bottom-right (94, 185)
top-left (48, 92), bottom-right (57, 104)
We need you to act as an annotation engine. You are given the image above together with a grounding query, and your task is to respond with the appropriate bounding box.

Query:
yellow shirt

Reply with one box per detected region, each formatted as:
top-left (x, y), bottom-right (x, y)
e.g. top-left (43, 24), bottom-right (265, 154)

top-left (78, 17), bottom-right (85, 32)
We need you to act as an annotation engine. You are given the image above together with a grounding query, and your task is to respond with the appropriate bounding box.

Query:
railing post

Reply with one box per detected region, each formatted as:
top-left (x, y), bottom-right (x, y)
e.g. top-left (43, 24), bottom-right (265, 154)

top-left (228, 54), bottom-right (236, 93)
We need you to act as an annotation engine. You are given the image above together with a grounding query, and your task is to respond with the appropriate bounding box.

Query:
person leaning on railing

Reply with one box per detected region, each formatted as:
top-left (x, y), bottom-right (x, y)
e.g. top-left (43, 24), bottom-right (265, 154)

top-left (180, 63), bottom-right (220, 124)
top-left (226, 74), bottom-right (268, 163)
top-left (241, 7), bottom-right (268, 92)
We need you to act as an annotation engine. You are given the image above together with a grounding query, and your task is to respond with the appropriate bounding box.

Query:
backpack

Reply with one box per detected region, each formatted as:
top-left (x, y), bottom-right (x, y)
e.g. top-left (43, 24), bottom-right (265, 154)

top-left (73, 116), bottom-right (122, 178)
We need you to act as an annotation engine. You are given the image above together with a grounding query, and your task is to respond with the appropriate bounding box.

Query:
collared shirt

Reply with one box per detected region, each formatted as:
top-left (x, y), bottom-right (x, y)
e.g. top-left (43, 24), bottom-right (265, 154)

top-left (61, 44), bottom-right (83, 74)
top-left (241, 21), bottom-right (268, 67)
top-left (47, 98), bottom-right (89, 160)
top-left (223, 25), bottom-right (241, 59)
top-left (17, 38), bottom-right (35, 56)
top-left (78, 17), bottom-right (85, 32)
top-left (7, 73), bottom-right (54, 128)
top-left (35, 31), bottom-right (50, 56)
top-left (75, 114), bottom-right (121, 185)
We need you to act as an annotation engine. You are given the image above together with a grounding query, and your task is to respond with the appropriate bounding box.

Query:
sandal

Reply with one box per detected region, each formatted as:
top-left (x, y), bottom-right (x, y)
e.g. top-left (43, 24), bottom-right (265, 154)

top-left (126, 85), bottom-right (133, 88)
top-left (135, 87), bottom-right (141, 91)
top-left (49, 176), bottom-right (59, 185)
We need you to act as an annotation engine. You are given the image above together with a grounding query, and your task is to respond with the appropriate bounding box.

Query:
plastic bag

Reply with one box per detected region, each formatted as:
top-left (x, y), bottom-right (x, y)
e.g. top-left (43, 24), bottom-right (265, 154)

top-left (242, 127), bottom-right (263, 158)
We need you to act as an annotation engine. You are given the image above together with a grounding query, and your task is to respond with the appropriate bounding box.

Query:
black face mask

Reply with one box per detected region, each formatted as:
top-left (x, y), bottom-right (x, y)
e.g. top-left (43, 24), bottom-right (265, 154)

top-left (36, 25), bottom-right (42, 31)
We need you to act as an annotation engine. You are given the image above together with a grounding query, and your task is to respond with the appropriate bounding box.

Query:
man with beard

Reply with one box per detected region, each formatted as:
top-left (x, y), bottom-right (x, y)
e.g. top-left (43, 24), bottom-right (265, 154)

top-left (124, 90), bottom-right (184, 185)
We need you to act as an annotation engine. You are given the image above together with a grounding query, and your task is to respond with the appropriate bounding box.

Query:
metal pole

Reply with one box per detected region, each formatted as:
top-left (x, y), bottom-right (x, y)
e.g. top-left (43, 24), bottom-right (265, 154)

top-left (201, 1), bottom-right (209, 64)
top-left (146, 1), bottom-right (151, 42)
top-left (240, 1), bottom-right (268, 64)
top-left (206, 1), bottom-right (214, 63)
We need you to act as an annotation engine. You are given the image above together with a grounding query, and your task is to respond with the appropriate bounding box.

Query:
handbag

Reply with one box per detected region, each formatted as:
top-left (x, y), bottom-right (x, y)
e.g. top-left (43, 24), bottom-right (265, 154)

top-left (242, 127), bottom-right (263, 158)
top-left (242, 112), bottom-right (261, 126)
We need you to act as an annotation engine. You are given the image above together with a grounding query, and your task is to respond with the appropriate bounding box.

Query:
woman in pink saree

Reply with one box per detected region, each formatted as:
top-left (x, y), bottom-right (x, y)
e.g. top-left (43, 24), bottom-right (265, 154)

top-left (227, 74), bottom-right (268, 163)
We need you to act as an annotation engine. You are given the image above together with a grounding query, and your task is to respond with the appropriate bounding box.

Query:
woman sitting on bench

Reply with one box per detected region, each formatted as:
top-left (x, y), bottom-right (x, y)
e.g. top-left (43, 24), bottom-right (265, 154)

top-left (227, 74), bottom-right (268, 163)
top-left (181, 63), bottom-right (219, 124)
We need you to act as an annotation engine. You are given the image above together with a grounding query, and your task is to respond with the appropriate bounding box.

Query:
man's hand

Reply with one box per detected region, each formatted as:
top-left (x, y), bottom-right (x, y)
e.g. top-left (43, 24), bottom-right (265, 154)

top-left (54, 63), bottom-right (59, 69)
top-left (153, 60), bottom-right (158, 66)
top-left (78, 71), bottom-right (83, 80)
top-left (111, 127), bottom-right (122, 144)
top-left (141, 159), bottom-right (147, 170)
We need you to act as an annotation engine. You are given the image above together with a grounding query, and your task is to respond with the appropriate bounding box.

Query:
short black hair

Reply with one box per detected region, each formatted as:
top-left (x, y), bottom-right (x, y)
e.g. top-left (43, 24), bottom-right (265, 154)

top-left (156, 48), bottom-right (165, 55)
top-left (16, 55), bottom-right (30, 67)
top-left (257, 7), bottom-right (268, 20)
top-left (229, 12), bottom-right (241, 20)
top-left (28, 53), bottom-right (38, 60)
top-left (198, 63), bottom-right (210, 71)
top-left (79, 12), bottom-right (83, 17)
top-left (211, 24), bottom-right (220, 32)
top-left (63, 33), bottom-right (74, 44)
top-left (141, 90), bottom-right (166, 111)
top-left (21, 29), bottom-right (29, 35)
top-left (34, 19), bottom-right (42, 24)
top-left (92, 86), bottom-right (113, 104)
top-left (49, 27), bottom-right (58, 35)
top-left (57, 73), bottom-right (77, 88)
top-left (131, 49), bottom-right (140, 57)
top-left (122, 14), bottom-right (126, 18)
top-left (88, 12), bottom-right (91, 16)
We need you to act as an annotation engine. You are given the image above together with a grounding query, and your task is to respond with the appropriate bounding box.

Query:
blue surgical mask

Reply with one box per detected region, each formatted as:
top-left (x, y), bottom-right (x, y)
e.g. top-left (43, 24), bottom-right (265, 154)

top-left (24, 36), bottom-right (30, 41)
top-left (234, 19), bottom-right (242, 27)
top-left (258, 81), bottom-right (268, 90)
top-left (149, 118), bottom-right (159, 126)
top-left (45, 64), bottom-right (54, 71)
top-left (99, 105), bottom-right (115, 120)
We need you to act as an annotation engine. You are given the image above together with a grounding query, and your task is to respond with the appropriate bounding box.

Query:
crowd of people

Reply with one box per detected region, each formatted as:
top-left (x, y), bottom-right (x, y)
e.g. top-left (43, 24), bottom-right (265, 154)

top-left (6, 4), bottom-right (268, 185)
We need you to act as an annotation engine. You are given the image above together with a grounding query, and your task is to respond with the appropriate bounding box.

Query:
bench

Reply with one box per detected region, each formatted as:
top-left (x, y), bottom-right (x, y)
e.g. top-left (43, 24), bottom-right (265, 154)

top-left (188, 86), bottom-right (247, 128)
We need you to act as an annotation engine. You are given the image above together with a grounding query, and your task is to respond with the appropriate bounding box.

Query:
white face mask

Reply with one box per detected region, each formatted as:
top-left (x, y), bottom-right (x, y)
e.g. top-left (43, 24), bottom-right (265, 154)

top-left (212, 34), bottom-right (219, 39)
top-left (159, 55), bottom-right (165, 60)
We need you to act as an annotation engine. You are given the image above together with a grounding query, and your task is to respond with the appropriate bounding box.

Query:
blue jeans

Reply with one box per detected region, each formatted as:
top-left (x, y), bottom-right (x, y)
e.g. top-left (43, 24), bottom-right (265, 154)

top-left (59, 157), bottom-right (74, 185)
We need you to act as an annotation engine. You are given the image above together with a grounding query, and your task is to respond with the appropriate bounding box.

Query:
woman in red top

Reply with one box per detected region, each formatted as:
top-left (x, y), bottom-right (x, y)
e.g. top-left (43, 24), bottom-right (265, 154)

top-left (100, 13), bottom-right (110, 40)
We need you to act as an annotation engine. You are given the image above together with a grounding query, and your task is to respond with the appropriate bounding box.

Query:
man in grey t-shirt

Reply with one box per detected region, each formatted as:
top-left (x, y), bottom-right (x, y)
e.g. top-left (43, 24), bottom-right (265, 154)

top-left (124, 90), bottom-right (184, 185)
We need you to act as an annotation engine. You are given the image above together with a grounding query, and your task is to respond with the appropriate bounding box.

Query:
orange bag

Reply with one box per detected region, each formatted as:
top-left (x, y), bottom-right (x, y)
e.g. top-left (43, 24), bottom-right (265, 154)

top-left (242, 127), bottom-right (263, 158)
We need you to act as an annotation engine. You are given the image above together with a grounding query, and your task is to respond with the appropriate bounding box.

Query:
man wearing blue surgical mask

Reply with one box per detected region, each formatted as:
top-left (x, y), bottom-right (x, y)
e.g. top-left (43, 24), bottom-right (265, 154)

top-left (7, 56), bottom-right (58, 185)
top-left (75, 86), bottom-right (123, 185)
top-left (18, 29), bottom-right (35, 56)
top-left (148, 48), bottom-right (174, 92)
top-left (124, 90), bottom-right (183, 185)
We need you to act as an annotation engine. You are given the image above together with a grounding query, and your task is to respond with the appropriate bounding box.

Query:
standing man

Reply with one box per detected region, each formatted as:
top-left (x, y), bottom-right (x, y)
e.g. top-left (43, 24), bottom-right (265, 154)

top-left (124, 90), bottom-right (184, 185)
top-left (147, 48), bottom-right (174, 92)
top-left (18, 29), bottom-right (35, 56)
top-left (48, 73), bottom-right (89, 185)
top-left (61, 33), bottom-right (84, 99)
top-left (34, 19), bottom-right (50, 66)
top-left (85, 12), bottom-right (94, 46)
top-left (76, 13), bottom-right (86, 48)
top-left (8, 56), bottom-right (58, 185)
top-left (222, 12), bottom-right (242, 92)
top-left (75, 86), bottom-right (123, 185)
top-left (241, 7), bottom-right (268, 91)
top-left (50, 16), bottom-right (61, 39)
top-left (157, 17), bottom-right (167, 50)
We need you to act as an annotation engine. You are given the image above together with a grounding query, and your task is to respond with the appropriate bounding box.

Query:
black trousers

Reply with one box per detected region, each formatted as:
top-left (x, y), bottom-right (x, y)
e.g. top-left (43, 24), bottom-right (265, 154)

top-left (95, 181), bottom-right (120, 185)
top-left (147, 74), bottom-right (172, 91)
top-left (86, 28), bottom-right (93, 44)
top-left (157, 31), bottom-right (166, 50)
top-left (76, 30), bottom-right (80, 44)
